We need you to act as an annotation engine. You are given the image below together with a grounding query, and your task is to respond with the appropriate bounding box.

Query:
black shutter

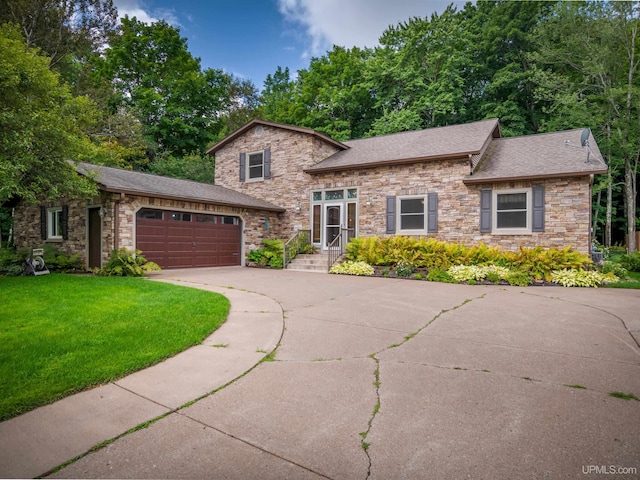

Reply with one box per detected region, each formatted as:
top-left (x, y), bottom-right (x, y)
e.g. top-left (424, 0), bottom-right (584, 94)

top-left (40, 206), bottom-right (47, 240)
top-left (386, 196), bottom-right (396, 234)
top-left (264, 148), bottom-right (271, 179)
top-left (427, 193), bottom-right (438, 233)
top-left (480, 189), bottom-right (492, 233)
top-left (62, 205), bottom-right (69, 240)
top-left (239, 152), bottom-right (246, 182)
top-left (532, 186), bottom-right (545, 232)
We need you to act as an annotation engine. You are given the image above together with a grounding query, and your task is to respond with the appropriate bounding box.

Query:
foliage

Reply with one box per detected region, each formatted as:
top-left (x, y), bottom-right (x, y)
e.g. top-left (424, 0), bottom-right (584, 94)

top-left (247, 239), bottom-right (284, 268)
top-left (447, 265), bottom-right (513, 283)
top-left (395, 260), bottom-right (416, 277)
top-left (551, 269), bottom-right (618, 288)
top-left (504, 246), bottom-right (591, 282)
top-left (1, 245), bottom-right (83, 276)
top-left (506, 272), bottom-right (533, 287)
top-left (426, 269), bottom-right (457, 283)
top-left (0, 274), bottom-right (229, 420)
top-left (0, 247), bottom-right (23, 276)
top-left (0, 24), bottom-right (98, 204)
top-left (0, 0), bottom-right (118, 82)
top-left (98, 248), bottom-right (161, 276)
top-left (330, 261), bottom-right (375, 276)
top-left (39, 245), bottom-right (83, 272)
top-left (148, 153), bottom-right (216, 184)
top-left (619, 252), bottom-right (640, 273)
top-left (95, 17), bottom-right (250, 157)
top-left (346, 237), bottom-right (591, 281)
top-left (300, 243), bottom-right (318, 254)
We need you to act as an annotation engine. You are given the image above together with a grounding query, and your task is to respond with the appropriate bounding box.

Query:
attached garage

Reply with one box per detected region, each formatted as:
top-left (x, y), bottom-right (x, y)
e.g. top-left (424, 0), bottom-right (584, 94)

top-left (136, 209), bottom-right (242, 268)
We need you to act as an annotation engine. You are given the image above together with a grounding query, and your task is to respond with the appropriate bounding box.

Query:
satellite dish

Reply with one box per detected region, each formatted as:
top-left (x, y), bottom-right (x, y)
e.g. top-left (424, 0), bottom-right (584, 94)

top-left (580, 128), bottom-right (590, 147)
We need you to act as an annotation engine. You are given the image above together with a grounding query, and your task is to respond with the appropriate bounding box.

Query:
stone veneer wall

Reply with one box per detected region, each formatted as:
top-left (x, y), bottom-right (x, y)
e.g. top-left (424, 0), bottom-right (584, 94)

top-left (214, 124), bottom-right (342, 239)
top-left (309, 158), bottom-right (593, 255)
top-left (14, 193), bottom-right (281, 269)
top-left (14, 197), bottom-right (103, 268)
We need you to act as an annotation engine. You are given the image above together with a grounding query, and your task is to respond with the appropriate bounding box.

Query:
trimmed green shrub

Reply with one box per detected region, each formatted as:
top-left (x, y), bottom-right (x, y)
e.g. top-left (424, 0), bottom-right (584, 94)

top-left (619, 252), bottom-right (640, 272)
top-left (98, 249), bottom-right (161, 277)
top-left (39, 244), bottom-right (82, 272)
top-left (330, 261), bottom-right (375, 276)
top-left (426, 269), bottom-right (457, 283)
top-left (506, 272), bottom-right (532, 286)
top-left (0, 247), bottom-right (23, 276)
top-left (247, 239), bottom-right (284, 268)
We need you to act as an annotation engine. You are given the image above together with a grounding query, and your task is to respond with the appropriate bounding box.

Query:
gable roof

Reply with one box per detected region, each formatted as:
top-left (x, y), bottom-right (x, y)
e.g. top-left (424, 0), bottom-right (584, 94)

top-left (464, 129), bottom-right (607, 184)
top-left (304, 118), bottom-right (501, 173)
top-left (76, 162), bottom-right (285, 212)
top-left (206, 119), bottom-right (348, 155)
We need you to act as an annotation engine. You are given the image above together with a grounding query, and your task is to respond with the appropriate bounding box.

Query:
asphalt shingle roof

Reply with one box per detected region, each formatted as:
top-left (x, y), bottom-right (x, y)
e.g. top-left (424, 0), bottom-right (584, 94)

top-left (76, 162), bottom-right (285, 212)
top-left (465, 129), bottom-right (607, 183)
top-left (305, 118), bottom-right (501, 173)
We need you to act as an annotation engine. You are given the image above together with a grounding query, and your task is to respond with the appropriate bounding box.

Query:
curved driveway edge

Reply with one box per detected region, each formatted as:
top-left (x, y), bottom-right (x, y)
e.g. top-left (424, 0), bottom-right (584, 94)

top-left (0, 278), bottom-right (283, 479)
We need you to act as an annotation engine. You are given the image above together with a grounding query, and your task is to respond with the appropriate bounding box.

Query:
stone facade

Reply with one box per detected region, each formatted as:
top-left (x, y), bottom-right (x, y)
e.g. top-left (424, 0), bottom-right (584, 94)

top-left (214, 126), bottom-right (594, 255)
top-left (308, 161), bottom-right (592, 254)
top-left (13, 122), bottom-right (595, 270)
top-left (214, 124), bottom-right (342, 238)
top-left (13, 193), bottom-right (282, 269)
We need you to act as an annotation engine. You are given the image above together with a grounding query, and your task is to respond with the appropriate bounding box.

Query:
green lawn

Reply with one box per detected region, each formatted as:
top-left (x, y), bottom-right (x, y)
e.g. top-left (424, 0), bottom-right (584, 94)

top-left (605, 270), bottom-right (640, 289)
top-left (0, 274), bottom-right (230, 421)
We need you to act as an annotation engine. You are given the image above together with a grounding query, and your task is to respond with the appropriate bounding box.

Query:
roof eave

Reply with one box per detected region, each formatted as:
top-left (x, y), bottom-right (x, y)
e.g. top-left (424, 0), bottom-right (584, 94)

top-left (463, 168), bottom-right (608, 185)
top-left (206, 119), bottom-right (348, 155)
top-left (304, 152), bottom-right (477, 174)
top-left (98, 186), bottom-right (286, 213)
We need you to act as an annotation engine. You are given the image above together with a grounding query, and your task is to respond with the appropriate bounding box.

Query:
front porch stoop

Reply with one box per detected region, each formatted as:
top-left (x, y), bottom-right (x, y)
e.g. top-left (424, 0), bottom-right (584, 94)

top-left (286, 253), bottom-right (329, 273)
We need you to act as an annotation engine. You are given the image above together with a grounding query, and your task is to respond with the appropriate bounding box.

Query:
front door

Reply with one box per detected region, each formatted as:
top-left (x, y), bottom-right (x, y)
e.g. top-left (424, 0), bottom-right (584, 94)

top-left (324, 204), bottom-right (342, 248)
top-left (87, 207), bottom-right (101, 269)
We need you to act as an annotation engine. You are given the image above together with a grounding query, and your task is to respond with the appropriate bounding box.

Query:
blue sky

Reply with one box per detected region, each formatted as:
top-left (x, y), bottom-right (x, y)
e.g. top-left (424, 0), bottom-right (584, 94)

top-left (112, 0), bottom-right (467, 89)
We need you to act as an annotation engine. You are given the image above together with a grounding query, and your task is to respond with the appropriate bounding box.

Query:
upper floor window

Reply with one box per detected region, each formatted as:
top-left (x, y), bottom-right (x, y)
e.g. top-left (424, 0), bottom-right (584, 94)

top-left (239, 148), bottom-right (271, 182)
top-left (247, 151), bottom-right (264, 180)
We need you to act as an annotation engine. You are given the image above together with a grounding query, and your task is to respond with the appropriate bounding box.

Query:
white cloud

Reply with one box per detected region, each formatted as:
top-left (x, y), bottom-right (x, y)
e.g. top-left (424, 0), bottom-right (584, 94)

top-left (277, 0), bottom-right (468, 57)
top-left (112, 0), bottom-right (180, 26)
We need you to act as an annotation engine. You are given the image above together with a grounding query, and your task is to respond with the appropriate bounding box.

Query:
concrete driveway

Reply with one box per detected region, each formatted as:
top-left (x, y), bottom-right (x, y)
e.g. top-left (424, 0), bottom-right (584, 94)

top-left (4, 267), bottom-right (640, 479)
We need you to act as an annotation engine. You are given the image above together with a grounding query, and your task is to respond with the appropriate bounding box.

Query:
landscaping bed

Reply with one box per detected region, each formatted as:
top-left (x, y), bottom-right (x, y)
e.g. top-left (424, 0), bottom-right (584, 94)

top-left (329, 237), bottom-right (637, 288)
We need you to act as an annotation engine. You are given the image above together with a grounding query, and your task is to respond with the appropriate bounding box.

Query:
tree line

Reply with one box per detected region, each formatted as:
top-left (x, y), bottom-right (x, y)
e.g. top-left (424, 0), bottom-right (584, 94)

top-left (0, 0), bottom-right (638, 249)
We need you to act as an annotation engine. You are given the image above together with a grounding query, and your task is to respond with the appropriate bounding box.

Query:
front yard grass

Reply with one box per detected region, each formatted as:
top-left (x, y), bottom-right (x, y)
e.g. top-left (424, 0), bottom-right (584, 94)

top-left (0, 274), bottom-right (230, 421)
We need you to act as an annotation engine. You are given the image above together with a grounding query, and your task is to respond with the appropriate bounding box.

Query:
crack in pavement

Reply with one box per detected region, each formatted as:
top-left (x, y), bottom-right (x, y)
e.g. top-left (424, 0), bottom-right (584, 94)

top-left (361, 293), bottom-right (487, 480)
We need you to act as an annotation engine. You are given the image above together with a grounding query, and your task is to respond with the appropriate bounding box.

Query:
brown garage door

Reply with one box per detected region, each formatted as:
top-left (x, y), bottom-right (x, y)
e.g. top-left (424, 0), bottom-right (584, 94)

top-left (136, 208), bottom-right (241, 268)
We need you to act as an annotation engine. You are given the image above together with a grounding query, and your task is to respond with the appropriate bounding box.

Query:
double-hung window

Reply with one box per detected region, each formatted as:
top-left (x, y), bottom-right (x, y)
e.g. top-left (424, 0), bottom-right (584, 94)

top-left (239, 148), bottom-right (271, 182)
top-left (47, 207), bottom-right (64, 240)
top-left (493, 188), bottom-right (532, 234)
top-left (247, 151), bottom-right (264, 180)
top-left (398, 196), bottom-right (426, 232)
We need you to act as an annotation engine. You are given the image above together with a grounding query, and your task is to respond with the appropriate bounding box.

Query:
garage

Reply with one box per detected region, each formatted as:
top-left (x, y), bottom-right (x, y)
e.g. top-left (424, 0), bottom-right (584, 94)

top-left (136, 208), bottom-right (241, 268)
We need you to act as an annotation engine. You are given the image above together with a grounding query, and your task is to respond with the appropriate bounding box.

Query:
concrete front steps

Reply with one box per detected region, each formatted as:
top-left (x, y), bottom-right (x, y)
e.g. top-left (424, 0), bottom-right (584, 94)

top-left (285, 253), bottom-right (329, 273)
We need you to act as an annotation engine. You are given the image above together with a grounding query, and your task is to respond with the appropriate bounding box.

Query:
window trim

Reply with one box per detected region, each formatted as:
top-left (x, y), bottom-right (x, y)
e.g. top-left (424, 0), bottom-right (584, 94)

top-left (47, 207), bottom-right (64, 240)
top-left (492, 188), bottom-right (532, 235)
top-left (396, 195), bottom-right (428, 234)
top-left (245, 150), bottom-right (265, 182)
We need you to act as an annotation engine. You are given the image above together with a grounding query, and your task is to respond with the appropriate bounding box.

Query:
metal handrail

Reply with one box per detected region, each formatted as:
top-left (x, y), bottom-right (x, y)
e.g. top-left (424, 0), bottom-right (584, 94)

top-left (283, 229), bottom-right (311, 269)
top-left (327, 227), bottom-right (354, 271)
